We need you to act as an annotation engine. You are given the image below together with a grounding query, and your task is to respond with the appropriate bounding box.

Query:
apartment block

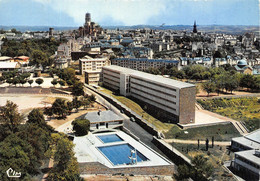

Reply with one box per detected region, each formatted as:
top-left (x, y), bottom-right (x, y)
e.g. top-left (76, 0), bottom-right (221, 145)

top-left (80, 55), bottom-right (110, 85)
top-left (102, 65), bottom-right (196, 124)
top-left (112, 58), bottom-right (179, 71)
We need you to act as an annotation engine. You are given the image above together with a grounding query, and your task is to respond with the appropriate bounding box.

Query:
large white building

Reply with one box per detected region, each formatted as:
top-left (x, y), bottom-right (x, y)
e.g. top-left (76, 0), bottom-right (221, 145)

top-left (102, 65), bottom-right (196, 124)
top-left (80, 55), bottom-right (110, 85)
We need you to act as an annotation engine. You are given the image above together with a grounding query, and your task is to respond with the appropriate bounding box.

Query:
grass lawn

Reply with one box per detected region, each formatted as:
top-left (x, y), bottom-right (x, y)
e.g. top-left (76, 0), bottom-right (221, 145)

top-left (171, 142), bottom-right (236, 181)
top-left (100, 87), bottom-right (175, 132)
top-left (164, 123), bottom-right (240, 141)
top-left (197, 97), bottom-right (260, 132)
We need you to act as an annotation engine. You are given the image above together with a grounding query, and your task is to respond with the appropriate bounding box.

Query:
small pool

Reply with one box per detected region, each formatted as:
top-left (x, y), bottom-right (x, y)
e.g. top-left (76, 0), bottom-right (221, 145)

top-left (97, 144), bottom-right (149, 165)
top-left (97, 134), bottom-right (124, 143)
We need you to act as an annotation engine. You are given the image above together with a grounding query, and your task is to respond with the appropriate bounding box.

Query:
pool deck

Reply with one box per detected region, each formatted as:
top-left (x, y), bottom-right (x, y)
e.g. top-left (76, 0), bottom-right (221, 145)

top-left (73, 130), bottom-right (172, 168)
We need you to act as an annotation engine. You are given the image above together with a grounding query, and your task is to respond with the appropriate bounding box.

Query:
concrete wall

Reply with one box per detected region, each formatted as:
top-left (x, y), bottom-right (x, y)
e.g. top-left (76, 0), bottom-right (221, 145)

top-left (179, 86), bottom-right (196, 124)
top-left (152, 137), bottom-right (191, 166)
top-left (79, 162), bottom-right (175, 176)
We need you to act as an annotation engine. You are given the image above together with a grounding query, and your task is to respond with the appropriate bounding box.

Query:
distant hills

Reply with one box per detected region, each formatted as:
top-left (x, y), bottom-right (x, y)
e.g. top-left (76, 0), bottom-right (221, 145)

top-left (0, 25), bottom-right (258, 34)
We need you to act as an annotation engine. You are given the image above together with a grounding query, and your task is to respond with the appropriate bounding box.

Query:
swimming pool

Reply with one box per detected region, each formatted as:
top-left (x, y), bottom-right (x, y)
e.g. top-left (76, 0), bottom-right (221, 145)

top-left (97, 134), bottom-right (124, 143)
top-left (97, 143), bottom-right (149, 165)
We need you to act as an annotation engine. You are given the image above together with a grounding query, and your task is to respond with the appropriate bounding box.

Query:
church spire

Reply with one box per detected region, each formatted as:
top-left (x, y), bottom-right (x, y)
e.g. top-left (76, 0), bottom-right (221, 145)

top-left (193, 21), bottom-right (197, 33)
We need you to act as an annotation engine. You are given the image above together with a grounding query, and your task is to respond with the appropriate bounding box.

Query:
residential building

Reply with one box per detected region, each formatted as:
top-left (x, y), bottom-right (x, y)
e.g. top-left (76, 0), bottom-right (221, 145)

top-left (111, 58), bottom-right (179, 71)
top-left (102, 65), bottom-right (196, 124)
top-left (79, 55), bottom-right (110, 85)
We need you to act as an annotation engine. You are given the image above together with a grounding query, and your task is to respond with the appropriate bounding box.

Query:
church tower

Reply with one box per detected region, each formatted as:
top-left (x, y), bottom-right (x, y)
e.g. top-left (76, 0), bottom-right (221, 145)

top-left (193, 21), bottom-right (198, 33)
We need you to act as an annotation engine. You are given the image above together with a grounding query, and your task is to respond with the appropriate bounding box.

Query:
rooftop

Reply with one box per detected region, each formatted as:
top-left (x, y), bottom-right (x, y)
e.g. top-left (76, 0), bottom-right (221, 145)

top-left (114, 58), bottom-right (179, 63)
top-left (0, 62), bottom-right (19, 68)
top-left (83, 110), bottom-right (123, 123)
top-left (103, 65), bottom-right (195, 89)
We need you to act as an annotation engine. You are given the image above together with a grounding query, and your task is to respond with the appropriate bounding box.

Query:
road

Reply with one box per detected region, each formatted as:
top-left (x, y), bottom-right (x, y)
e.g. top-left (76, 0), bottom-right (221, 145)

top-left (164, 139), bottom-right (231, 146)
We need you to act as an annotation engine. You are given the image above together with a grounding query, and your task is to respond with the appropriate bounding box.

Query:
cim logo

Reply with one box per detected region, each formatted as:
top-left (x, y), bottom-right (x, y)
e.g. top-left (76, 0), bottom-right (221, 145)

top-left (6, 168), bottom-right (21, 178)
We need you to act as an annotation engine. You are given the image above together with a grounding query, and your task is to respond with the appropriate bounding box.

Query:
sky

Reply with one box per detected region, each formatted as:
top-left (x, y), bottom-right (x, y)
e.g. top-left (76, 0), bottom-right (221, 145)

top-left (0, 0), bottom-right (259, 27)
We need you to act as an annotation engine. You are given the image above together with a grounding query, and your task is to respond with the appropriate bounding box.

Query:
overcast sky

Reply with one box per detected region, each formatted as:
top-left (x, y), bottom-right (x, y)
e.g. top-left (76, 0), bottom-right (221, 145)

top-left (0, 0), bottom-right (259, 26)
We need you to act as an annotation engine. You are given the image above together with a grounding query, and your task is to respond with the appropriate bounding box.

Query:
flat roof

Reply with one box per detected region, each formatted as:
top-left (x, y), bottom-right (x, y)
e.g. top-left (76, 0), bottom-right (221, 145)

top-left (0, 62), bottom-right (19, 68)
top-left (83, 110), bottom-right (123, 123)
top-left (235, 150), bottom-right (260, 165)
top-left (103, 65), bottom-right (195, 89)
top-left (0, 56), bottom-right (12, 61)
top-left (232, 137), bottom-right (260, 150)
top-left (245, 129), bottom-right (260, 144)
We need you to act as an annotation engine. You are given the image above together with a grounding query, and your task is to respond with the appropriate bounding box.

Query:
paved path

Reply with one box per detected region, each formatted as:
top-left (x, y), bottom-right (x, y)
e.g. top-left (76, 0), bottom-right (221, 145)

top-left (164, 139), bottom-right (231, 146)
top-left (197, 93), bottom-right (260, 100)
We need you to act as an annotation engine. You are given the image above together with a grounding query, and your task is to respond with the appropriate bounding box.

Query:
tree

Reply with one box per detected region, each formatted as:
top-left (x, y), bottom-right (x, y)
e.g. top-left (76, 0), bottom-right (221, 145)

top-left (16, 123), bottom-right (52, 173)
top-left (51, 79), bottom-right (58, 87)
top-left (28, 79), bottom-right (34, 86)
top-left (0, 134), bottom-right (36, 180)
top-left (72, 119), bottom-right (90, 136)
top-left (35, 78), bottom-right (44, 86)
top-left (58, 80), bottom-right (65, 86)
top-left (191, 154), bottom-right (213, 180)
top-left (72, 81), bottom-right (84, 96)
top-left (89, 94), bottom-right (96, 102)
top-left (202, 81), bottom-right (216, 96)
top-left (0, 101), bottom-right (23, 133)
top-left (12, 77), bottom-right (20, 86)
top-left (175, 164), bottom-right (191, 180)
top-left (31, 49), bottom-right (48, 66)
top-left (51, 98), bottom-right (68, 118)
top-left (44, 107), bottom-right (54, 120)
top-left (20, 78), bottom-right (27, 87)
top-left (67, 101), bottom-right (74, 114)
top-left (240, 74), bottom-right (257, 91)
top-left (27, 109), bottom-right (46, 127)
top-left (81, 97), bottom-right (90, 109)
top-left (72, 97), bottom-right (82, 112)
top-left (47, 133), bottom-right (81, 180)
top-left (6, 78), bottom-right (13, 86)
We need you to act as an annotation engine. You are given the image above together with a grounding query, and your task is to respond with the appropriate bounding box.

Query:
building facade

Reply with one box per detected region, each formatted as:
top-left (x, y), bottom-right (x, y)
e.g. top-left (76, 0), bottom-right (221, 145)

top-left (80, 55), bottom-right (110, 85)
top-left (111, 58), bottom-right (179, 71)
top-left (102, 65), bottom-right (196, 124)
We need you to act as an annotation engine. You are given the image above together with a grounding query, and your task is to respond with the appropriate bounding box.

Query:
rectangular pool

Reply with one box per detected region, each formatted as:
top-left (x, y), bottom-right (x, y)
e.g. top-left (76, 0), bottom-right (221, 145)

top-left (97, 134), bottom-right (124, 143)
top-left (97, 143), bottom-right (149, 165)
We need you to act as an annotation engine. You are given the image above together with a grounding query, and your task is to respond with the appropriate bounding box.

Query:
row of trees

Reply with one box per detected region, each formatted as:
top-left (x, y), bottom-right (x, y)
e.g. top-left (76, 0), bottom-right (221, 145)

top-left (202, 73), bottom-right (260, 96)
top-left (0, 71), bottom-right (44, 86)
top-left (45, 95), bottom-right (96, 119)
top-left (0, 101), bottom-right (82, 180)
top-left (145, 64), bottom-right (260, 92)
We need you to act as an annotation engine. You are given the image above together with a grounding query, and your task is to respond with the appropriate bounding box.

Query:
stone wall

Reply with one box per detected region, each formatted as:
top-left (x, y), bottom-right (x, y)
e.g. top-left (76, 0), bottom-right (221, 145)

top-left (79, 162), bottom-right (175, 176)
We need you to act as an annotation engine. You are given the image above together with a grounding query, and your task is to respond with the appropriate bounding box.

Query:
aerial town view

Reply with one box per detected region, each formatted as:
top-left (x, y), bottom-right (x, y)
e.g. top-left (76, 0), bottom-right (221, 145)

top-left (0, 0), bottom-right (259, 180)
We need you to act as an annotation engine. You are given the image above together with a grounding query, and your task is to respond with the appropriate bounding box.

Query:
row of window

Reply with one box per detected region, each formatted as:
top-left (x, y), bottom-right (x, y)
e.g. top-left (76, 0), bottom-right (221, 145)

top-left (131, 81), bottom-right (177, 98)
top-left (235, 155), bottom-right (260, 169)
top-left (131, 90), bottom-right (176, 112)
top-left (131, 76), bottom-right (177, 92)
top-left (131, 86), bottom-right (177, 106)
